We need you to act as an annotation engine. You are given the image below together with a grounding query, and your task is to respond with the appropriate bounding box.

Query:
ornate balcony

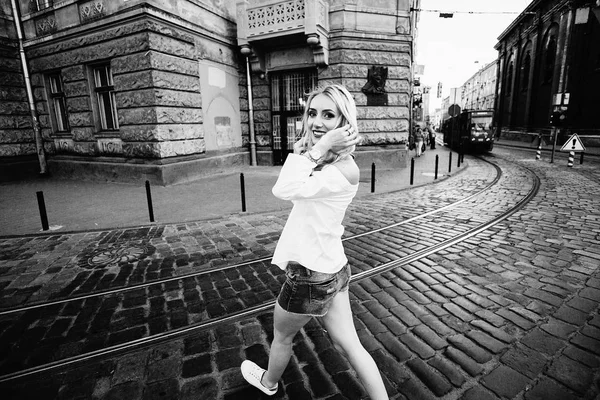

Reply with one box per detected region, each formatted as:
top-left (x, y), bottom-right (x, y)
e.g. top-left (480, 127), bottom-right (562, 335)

top-left (236, 0), bottom-right (330, 68)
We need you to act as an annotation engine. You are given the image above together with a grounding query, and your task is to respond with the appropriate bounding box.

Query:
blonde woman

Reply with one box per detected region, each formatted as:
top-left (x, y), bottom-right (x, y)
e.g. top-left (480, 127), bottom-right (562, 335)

top-left (241, 84), bottom-right (388, 399)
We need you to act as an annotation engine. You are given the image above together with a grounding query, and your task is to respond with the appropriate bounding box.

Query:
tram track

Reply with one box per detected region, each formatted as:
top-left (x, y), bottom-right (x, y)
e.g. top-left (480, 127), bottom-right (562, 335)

top-left (0, 155), bottom-right (540, 385)
top-left (0, 160), bottom-right (502, 317)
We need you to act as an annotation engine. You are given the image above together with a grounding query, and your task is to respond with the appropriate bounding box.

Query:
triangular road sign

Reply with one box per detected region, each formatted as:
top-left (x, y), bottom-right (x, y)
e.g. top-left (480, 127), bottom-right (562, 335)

top-left (560, 133), bottom-right (586, 152)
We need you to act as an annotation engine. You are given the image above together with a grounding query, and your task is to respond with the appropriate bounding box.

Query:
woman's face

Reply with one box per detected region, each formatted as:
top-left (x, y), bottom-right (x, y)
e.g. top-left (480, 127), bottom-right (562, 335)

top-left (307, 94), bottom-right (343, 145)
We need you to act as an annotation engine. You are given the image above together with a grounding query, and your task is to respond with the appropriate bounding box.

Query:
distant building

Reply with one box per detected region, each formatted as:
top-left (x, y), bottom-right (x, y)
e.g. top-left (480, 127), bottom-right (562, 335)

top-left (494, 0), bottom-right (600, 145)
top-left (459, 61), bottom-right (497, 112)
top-left (0, 0), bottom-right (421, 184)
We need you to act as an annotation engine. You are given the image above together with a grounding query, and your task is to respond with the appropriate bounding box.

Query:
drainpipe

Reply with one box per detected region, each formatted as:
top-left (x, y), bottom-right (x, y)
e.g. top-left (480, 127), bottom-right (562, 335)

top-left (10, 0), bottom-right (48, 174)
top-left (245, 55), bottom-right (257, 166)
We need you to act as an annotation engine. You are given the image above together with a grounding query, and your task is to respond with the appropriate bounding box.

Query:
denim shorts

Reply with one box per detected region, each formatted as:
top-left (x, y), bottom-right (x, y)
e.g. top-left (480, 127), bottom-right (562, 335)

top-left (277, 262), bottom-right (351, 317)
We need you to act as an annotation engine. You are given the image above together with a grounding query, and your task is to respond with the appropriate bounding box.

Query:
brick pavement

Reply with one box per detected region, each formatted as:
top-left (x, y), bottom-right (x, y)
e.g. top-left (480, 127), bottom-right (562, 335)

top-left (1, 146), bottom-right (599, 399)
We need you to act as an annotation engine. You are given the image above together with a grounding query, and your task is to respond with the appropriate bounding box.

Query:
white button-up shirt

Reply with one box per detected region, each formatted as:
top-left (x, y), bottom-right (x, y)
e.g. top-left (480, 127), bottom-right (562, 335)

top-left (271, 154), bottom-right (358, 273)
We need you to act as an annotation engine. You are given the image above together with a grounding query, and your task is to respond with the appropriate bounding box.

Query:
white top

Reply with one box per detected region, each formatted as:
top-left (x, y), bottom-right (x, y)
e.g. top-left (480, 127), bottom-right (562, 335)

top-left (271, 154), bottom-right (359, 274)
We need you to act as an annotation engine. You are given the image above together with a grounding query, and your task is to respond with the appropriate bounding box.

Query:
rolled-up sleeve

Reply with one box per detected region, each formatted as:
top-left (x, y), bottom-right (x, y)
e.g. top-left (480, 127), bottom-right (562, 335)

top-left (272, 154), bottom-right (349, 200)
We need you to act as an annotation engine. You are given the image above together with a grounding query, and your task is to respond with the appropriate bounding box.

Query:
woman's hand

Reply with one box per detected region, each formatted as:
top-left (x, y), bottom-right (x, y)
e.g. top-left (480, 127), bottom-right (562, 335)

top-left (293, 137), bottom-right (307, 154)
top-left (317, 124), bottom-right (360, 154)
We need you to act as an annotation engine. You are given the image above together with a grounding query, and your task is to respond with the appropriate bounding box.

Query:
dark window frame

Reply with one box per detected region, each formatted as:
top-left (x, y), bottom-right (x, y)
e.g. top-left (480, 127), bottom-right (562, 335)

top-left (521, 50), bottom-right (531, 92)
top-left (90, 63), bottom-right (119, 132)
top-left (506, 59), bottom-right (514, 96)
top-left (543, 35), bottom-right (557, 84)
top-left (46, 71), bottom-right (70, 133)
top-left (32, 0), bottom-right (53, 12)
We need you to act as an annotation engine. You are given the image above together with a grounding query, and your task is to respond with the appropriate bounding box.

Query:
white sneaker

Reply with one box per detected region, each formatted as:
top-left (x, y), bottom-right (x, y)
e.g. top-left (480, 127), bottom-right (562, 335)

top-left (240, 360), bottom-right (278, 396)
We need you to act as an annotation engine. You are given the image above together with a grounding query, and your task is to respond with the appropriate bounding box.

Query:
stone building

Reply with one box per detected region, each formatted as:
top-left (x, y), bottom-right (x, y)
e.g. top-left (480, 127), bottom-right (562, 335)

top-left (494, 0), bottom-right (600, 145)
top-left (1, 0), bottom-right (419, 184)
top-left (459, 60), bottom-right (497, 112)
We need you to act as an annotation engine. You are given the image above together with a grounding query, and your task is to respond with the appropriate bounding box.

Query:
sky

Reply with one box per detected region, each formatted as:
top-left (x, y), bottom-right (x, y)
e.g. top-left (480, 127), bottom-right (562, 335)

top-left (415, 0), bottom-right (533, 110)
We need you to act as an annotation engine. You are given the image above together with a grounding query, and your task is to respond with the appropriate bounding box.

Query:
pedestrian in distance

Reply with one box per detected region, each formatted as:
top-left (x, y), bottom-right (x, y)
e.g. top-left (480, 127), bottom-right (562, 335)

top-left (426, 122), bottom-right (436, 150)
top-left (413, 125), bottom-right (425, 157)
top-left (240, 84), bottom-right (389, 400)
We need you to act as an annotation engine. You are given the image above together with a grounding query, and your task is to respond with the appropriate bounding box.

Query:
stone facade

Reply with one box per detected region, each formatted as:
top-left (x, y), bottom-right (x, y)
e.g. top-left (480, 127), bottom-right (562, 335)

top-left (237, 0), bottom-right (416, 170)
top-left (2, 0), bottom-right (244, 184)
top-left (2, 0), bottom-right (419, 183)
top-left (0, 2), bottom-right (40, 180)
top-left (494, 0), bottom-right (600, 146)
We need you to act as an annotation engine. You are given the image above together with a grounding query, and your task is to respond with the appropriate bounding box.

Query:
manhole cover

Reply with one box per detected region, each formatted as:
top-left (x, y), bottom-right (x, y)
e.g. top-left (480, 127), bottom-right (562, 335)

top-left (79, 242), bottom-right (154, 269)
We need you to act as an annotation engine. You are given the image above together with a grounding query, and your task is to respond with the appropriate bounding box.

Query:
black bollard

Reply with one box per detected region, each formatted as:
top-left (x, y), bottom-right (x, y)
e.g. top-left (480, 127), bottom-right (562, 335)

top-left (145, 180), bottom-right (155, 222)
top-left (240, 173), bottom-right (247, 212)
top-left (371, 163), bottom-right (376, 193)
top-left (457, 149), bottom-right (461, 168)
top-left (36, 191), bottom-right (49, 231)
top-left (410, 157), bottom-right (415, 185)
top-left (580, 152), bottom-right (584, 164)
top-left (435, 155), bottom-right (439, 180)
top-left (448, 152), bottom-right (452, 173)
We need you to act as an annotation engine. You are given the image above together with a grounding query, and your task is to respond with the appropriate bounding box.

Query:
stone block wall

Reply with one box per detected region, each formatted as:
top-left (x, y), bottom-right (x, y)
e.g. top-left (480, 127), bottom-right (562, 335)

top-left (320, 39), bottom-right (411, 145)
top-left (0, 40), bottom-right (35, 159)
top-left (26, 18), bottom-right (205, 161)
top-left (323, 0), bottom-right (412, 147)
top-left (2, 0), bottom-right (244, 183)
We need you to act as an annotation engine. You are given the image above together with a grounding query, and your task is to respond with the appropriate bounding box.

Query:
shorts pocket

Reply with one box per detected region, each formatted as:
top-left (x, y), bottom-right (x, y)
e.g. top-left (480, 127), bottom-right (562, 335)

top-left (307, 276), bottom-right (337, 303)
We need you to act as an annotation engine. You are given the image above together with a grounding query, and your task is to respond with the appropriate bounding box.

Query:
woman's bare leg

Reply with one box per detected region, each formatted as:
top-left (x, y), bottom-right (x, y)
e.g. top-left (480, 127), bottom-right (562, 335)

top-left (262, 303), bottom-right (311, 388)
top-left (320, 290), bottom-right (388, 400)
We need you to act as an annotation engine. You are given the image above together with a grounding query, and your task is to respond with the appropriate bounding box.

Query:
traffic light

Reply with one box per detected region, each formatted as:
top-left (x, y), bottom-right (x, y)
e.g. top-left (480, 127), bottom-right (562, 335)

top-left (559, 110), bottom-right (567, 126)
top-left (437, 82), bottom-right (442, 98)
top-left (550, 110), bottom-right (567, 126)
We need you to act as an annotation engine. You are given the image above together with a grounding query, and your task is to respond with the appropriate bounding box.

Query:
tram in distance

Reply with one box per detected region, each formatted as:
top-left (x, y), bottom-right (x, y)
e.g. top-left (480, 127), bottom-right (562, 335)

top-left (442, 109), bottom-right (494, 153)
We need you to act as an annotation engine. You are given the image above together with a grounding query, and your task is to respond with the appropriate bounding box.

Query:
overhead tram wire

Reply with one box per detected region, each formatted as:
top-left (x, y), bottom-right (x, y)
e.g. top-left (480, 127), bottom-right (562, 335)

top-left (410, 8), bottom-right (536, 15)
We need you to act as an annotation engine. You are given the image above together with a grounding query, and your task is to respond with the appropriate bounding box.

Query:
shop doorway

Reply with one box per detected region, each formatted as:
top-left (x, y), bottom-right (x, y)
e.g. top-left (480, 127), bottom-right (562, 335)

top-left (271, 70), bottom-right (317, 165)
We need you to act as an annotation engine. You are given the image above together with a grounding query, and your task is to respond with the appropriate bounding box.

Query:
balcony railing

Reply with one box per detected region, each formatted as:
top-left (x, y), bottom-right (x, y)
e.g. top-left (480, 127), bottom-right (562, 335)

top-left (237, 0), bottom-right (329, 46)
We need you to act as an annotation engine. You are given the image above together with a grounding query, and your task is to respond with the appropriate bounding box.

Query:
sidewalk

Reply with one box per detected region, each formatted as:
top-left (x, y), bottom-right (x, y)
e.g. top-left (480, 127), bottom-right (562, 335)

top-left (0, 141), bottom-right (456, 237)
top-left (495, 136), bottom-right (600, 156)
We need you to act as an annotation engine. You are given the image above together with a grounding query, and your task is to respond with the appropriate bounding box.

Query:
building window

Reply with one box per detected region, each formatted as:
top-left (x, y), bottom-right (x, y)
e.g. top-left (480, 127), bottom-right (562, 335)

top-left (92, 64), bottom-right (119, 131)
top-left (521, 51), bottom-right (531, 91)
top-left (32, 0), bottom-right (53, 12)
top-left (506, 61), bottom-right (514, 96)
top-left (543, 36), bottom-right (557, 84)
top-left (47, 72), bottom-right (69, 132)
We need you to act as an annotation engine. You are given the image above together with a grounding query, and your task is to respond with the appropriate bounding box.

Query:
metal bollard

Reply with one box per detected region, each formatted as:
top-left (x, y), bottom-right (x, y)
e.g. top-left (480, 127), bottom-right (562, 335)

top-left (448, 152), bottom-right (452, 173)
top-left (435, 155), bottom-right (439, 180)
top-left (36, 191), bottom-right (49, 231)
top-left (145, 180), bottom-right (155, 222)
top-left (457, 149), bottom-right (461, 168)
top-left (410, 157), bottom-right (415, 185)
top-left (371, 163), bottom-right (376, 193)
top-left (240, 173), bottom-right (247, 212)
top-left (580, 152), bottom-right (584, 164)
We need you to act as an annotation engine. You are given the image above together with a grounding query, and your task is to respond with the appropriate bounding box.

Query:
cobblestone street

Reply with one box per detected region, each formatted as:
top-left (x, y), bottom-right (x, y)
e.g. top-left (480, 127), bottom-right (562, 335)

top-left (1, 146), bottom-right (599, 400)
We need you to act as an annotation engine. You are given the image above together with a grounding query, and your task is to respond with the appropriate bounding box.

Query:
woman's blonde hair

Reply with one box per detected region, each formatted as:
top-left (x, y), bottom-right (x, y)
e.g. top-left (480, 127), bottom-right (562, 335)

top-left (299, 84), bottom-right (358, 164)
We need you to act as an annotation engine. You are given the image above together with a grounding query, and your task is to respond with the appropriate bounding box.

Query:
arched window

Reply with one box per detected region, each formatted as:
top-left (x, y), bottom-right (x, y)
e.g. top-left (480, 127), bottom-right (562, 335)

top-left (506, 60), bottom-right (514, 96)
top-left (542, 26), bottom-right (558, 84)
top-left (522, 50), bottom-right (531, 91)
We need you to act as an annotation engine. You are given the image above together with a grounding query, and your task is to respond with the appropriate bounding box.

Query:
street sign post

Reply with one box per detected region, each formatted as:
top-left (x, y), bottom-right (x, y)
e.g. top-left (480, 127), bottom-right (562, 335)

top-left (560, 133), bottom-right (586, 168)
top-left (448, 104), bottom-right (461, 117)
top-left (560, 133), bottom-right (586, 152)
